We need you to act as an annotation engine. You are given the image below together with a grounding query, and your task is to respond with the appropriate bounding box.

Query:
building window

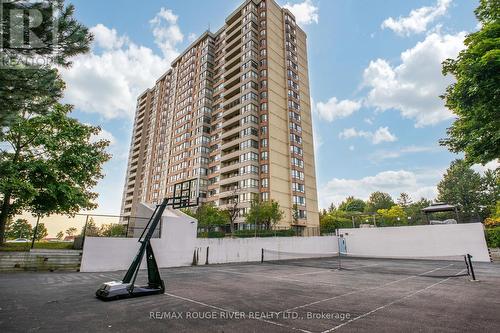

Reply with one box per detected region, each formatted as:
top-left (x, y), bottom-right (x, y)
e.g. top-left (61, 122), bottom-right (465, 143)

top-left (261, 164), bottom-right (269, 174)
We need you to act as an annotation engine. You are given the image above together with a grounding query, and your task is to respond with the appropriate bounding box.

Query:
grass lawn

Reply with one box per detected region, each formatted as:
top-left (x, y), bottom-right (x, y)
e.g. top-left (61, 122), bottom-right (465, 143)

top-left (0, 242), bottom-right (74, 252)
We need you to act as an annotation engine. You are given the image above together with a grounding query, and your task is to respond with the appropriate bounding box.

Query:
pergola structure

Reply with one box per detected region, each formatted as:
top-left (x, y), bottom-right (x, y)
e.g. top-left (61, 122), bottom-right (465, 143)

top-left (421, 202), bottom-right (460, 224)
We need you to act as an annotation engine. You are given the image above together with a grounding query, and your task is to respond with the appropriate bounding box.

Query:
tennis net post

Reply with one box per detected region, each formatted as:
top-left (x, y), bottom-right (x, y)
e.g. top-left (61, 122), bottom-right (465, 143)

top-left (467, 254), bottom-right (476, 281)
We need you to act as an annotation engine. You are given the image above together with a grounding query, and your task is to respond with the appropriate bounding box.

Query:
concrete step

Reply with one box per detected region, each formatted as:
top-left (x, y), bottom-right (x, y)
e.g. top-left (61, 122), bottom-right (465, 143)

top-left (0, 250), bottom-right (82, 272)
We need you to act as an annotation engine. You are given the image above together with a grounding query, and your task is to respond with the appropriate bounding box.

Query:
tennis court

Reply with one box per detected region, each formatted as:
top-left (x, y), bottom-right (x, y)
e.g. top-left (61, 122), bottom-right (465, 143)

top-left (1, 254), bottom-right (499, 332)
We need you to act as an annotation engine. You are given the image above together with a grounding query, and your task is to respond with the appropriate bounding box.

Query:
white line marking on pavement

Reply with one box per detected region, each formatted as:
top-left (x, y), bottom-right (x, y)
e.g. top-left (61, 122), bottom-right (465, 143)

top-left (164, 292), bottom-right (312, 333)
top-left (322, 269), bottom-right (467, 332)
top-left (281, 264), bottom-right (455, 313)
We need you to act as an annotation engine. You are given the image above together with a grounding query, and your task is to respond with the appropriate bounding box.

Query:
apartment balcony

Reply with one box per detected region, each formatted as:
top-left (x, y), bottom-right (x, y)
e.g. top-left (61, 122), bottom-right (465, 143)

top-left (226, 10), bottom-right (242, 30)
top-left (219, 189), bottom-right (239, 199)
top-left (222, 104), bottom-right (241, 120)
top-left (221, 125), bottom-right (240, 141)
top-left (225, 26), bottom-right (242, 45)
top-left (219, 161), bottom-right (240, 175)
top-left (225, 57), bottom-right (242, 75)
top-left (225, 47), bottom-right (241, 64)
top-left (220, 149), bottom-right (241, 163)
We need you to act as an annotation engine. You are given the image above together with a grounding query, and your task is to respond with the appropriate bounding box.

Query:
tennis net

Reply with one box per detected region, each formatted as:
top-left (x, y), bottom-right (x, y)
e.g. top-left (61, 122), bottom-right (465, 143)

top-left (261, 249), bottom-right (474, 279)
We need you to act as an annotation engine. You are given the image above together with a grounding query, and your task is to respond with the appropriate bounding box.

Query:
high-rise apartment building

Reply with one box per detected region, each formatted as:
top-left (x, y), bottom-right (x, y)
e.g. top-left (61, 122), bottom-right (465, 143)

top-left (121, 0), bottom-right (319, 235)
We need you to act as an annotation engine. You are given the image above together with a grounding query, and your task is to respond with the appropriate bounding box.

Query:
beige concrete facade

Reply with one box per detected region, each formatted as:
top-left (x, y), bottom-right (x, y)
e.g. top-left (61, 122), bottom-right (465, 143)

top-left (121, 0), bottom-right (319, 234)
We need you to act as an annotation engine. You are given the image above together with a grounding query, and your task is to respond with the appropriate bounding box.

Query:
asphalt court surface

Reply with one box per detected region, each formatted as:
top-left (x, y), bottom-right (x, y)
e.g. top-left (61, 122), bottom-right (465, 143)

top-left (1, 257), bottom-right (499, 332)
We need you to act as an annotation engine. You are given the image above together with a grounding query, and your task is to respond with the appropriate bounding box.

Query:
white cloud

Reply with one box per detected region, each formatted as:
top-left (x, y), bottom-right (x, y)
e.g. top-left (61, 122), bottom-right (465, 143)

top-left (90, 24), bottom-right (128, 50)
top-left (372, 127), bottom-right (397, 144)
top-left (370, 145), bottom-right (443, 162)
top-left (61, 8), bottom-right (185, 119)
top-left (472, 160), bottom-right (499, 175)
top-left (150, 8), bottom-right (184, 61)
top-left (318, 169), bottom-right (440, 208)
top-left (283, 0), bottom-right (319, 26)
top-left (316, 97), bottom-right (362, 122)
top-left (339, 127), bottom-right (397, 145)
top-left (363, 32), bottom-right (466, 127)
top-left (381, 0), bottom-right (452, 36)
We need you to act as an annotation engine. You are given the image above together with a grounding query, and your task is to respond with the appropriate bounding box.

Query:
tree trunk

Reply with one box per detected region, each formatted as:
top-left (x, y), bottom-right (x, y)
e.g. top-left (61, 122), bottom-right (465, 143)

top-left (0, 191), bottom-right (13, 244)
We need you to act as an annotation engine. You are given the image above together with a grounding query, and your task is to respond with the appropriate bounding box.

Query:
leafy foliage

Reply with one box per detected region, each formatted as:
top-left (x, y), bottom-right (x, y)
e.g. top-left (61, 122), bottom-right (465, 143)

top-left (440, 0), bottom-right (500, 164)
top-left (397, 193), bottom-right (413, 208)
top-left (5, 219), bottom-right (32, 239)
top-left (33, 223), bottom-right (48, 241)
top-left (245, 200), bottom-right (284, 230)
top-left (485, 227), bottom-right (500, 247)
top-left (56, 231), bottom-right (64, 240)
top-left (338, 196), bottom-right (366, 213)
top-left (319, 210), bottom-right (352, 234)
top-left (65, 227), bottom-right (77, 236)
top-left (364, 192), bottom-right (395, 213)
top-left (0, 105), bottom-right (111, 243)
top-left (377, 206), bottom-right (408, 226)
top-left (0, 0), bottom-right (93, 127)
top-left (195, 204), bottom-right (229, 232)
top-left (99, 224), bottom-right (127, 237)
top-left (437, 159), bottom-right (496, 219)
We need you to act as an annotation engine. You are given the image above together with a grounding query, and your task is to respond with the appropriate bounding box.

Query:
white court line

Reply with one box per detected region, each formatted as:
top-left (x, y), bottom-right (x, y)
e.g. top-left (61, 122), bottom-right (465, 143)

top-left (280, 270), bottom-right (335, 277)
top-left (322, 269), bottom-right (468, 332)
top-left (280, 264), bottom-right (455, 313)
top-left (214, 269), bottom-right (355, 289)
top-left (164, 292), bottom-right (312, 333)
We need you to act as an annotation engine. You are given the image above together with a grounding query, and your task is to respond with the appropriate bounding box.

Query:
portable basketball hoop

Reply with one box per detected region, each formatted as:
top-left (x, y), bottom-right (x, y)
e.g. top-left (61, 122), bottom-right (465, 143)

top-left (96, 179), bottom-right (199, 301)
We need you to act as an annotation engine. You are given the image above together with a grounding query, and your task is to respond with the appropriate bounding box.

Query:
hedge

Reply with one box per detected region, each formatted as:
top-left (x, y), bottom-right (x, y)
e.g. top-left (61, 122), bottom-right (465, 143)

top-left (233, 229), bottom-right (296, 238)
top-left (485, 227), bottom-right (500, 248)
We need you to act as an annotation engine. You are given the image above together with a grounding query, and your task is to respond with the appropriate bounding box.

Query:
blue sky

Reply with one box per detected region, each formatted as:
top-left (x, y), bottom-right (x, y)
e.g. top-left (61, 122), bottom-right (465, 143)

top-left (60, 0), bottom-right (490, 214)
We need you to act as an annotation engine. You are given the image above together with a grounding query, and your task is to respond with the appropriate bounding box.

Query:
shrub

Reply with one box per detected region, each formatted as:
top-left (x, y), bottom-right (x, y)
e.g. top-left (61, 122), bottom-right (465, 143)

top-left (197, 231), bottom-right (225, 238)
top-left (485, 217), bottom-right (500, 228)
top-left (233, 229), bottom-right (296, 238)
top-left (485, 227), bottom-right (500, 248)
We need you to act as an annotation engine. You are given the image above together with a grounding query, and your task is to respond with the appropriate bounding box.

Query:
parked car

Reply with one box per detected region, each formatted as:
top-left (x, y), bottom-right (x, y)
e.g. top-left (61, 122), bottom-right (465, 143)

top-left (6, 238), bottom-right (30, 243)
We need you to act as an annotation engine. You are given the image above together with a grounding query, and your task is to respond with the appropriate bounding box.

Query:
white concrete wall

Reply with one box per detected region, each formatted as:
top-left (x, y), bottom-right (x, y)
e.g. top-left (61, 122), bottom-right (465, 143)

top-left (338, 223), bottom-right (490, 262)
top-left (81, 220), bottom-right (490, 272)
top-left (80, 205), bottom-right (197, 272)
top-left (196, 236), bottom-right (338, 265)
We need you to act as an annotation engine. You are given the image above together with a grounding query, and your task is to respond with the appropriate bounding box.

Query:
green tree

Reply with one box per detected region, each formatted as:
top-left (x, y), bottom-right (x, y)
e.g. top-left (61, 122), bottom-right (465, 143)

top-left (440, 0), bottom-right (500, 164)
top-left (406, 198), bottom-right (433, 225)
top-left (196, 204), bottom-right (228, 232)
top-left (99, 224), bottom-right (127, 237)
top-left (481, 169), bottom-right (500, 217)
top-left (5, 219), bottom-right (32, 239)
top-left (0, 105), bottom-right (111, 244)
top-left (365, 192), bottom-right (395, 213)
top-left (397, 193), bottom-right (413, 209)
top-left (437, 159), bottom-right (484, 218)
top-left (377, 206), bottom-right (408, 226)
top-left (34, 223), bottom-right (48, 241)
top-left (0, 0), bottom-right (92, 126)
top-left (56, 231), bottom-right (64, 240)
top-left (81, 217), bottom-right (99, 237)
top-left (65, 227), bottom-right (77, 237)
top-left (245, 200), bottom-right (284, 230)
top-left (319, 210), bottom-right (351, 234)
top-left (338, 196), bottom-right (366, 213)
top-left (292, 204), bottom-right (299, 225)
